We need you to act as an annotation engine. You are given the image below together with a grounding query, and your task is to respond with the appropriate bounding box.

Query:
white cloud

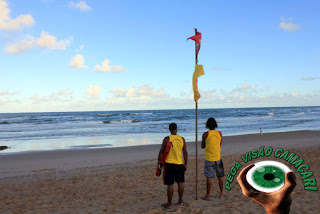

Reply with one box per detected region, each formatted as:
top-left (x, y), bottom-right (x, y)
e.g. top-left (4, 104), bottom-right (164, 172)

top-left (94, 59), bottom-right (127, 72)
top-left (5, 31), bottom-right (71, 54)
top-left (76, 44), bottom-right (84, 52)
top-left (126, 87), bottom-right (135, 98)
top-left (137, 84), bottom-right (165, 98)
top-left (110, 84), bottom-right (166, 99)
top-left (86, 85), bottom-right (100, 98)
top-left (232, 82), bottom-right (252, 96)
top-left (30, 89), bottom-right (74, 103)
top-left (279, 17), bottom-right (300, 32)
top-left (69, 54), bottom-right (88, 69)
top-left (57, 89), bottom-right (73, 96)
top-left (292, 92), bottom-right (299, 97)
top-left (301, 76), bottom-right (320, 81)
top-left (0, 0), bottom-right (35, 31)
top-left (0, 98), bottom-right (8, 104)
top-left (238, 82), bottom-right (251, 91)
top-left (111, 87), bottom-right (126, 97)
top-left (0, 89), bottom-right (19, 96)
top-left (68, 1), bottom-right (91, 11)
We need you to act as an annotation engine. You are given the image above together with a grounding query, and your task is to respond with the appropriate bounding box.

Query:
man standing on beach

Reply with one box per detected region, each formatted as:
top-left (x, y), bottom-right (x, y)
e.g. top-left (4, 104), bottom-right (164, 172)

top-left (201, 117), bottom-right (224, 200)
top-left (157, 123), bottom-right (188, 209)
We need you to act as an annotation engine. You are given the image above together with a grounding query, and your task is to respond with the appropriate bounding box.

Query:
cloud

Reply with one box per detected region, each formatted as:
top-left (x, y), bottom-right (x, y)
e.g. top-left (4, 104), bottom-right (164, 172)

top-left (76, 44), bottom-right (84, 52)
top-left (0, 98), bottom-right (8, 104)
top-left (279, 17), bottom-right (300, 32)
top-left (292, 92), bottom-right (299, 97)
top-left (5, 31), bottom-right (71, 54)
top-left (301, 76), bottom-right (320, 81)
top-left (232, 82), bottom-right (253, 96)
top-left (111, 86), bottom-right (135, 98)
top-left (137, 84), bottom-right (165, 98)
top-left (69, 54), bottom-right (88, 69)
top-left (86, 85), bottom-right (100, 98)
top-left (110, 86), bottom-right (135, 98)
top-left (111, 87), bottom-right (126, 97)
top-left (0, 0), bottom-right (35, 31)
top-left (68, 1), bottom-right (91, 11)
top-left (94, 59), bottom-right (127, 72)
top-left (125, 87), bottom-right (135, 98)
top-left (30, 89), bottom-right (74, 103)
top-left (110, 84), bottom-right (166, 99)
top-left (57, 89), bottom-right (74, 96)
top-left (0, 89), bottom-right (19, 96)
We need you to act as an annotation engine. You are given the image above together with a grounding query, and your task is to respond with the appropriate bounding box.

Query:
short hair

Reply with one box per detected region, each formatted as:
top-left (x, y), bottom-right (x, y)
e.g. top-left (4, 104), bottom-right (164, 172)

top-left (169, 123), bottom-right (177, 131)
top-left (206, 118), bottom-right (218, 129)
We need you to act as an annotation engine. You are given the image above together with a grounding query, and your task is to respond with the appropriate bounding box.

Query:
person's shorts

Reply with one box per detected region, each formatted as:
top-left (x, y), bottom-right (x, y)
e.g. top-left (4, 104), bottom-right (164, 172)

top-left (204, 159), bottom-right (225, 178)
top-left (163, 163), bottom-right (185, 185)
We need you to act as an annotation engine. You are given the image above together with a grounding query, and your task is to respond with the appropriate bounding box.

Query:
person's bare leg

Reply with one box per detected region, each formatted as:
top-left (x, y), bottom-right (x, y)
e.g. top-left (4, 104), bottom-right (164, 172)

top-left (177, 182), bottom-right (184, 205)
top-left (218, 177), bottom-right (224, 198)
top-left (165, 185), bottom-right (173, 208)
top-left (202, 177), bottom-right (211, 200)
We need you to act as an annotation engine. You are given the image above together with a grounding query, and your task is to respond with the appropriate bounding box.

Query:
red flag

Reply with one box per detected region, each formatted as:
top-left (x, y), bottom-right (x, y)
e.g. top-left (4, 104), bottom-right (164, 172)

top-left (188, 31), bottom-right (202, 62)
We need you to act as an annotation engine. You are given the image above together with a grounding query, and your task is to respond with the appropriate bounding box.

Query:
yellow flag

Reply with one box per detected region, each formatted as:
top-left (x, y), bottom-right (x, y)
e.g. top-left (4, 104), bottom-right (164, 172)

top-left (192, 64), bottom-right (204, 102)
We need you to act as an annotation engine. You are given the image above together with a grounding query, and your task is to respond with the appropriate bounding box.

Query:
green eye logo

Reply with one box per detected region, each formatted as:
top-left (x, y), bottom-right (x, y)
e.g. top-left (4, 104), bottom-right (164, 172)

top-left (246, 161), bottom-right (291, 193)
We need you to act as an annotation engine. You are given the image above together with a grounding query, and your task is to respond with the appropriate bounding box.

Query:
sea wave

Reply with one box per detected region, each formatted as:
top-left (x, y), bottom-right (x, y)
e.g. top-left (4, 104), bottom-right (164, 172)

top-left (0, 121), bottom-right (9, 124)
top-left (98, 114), bottom-right (113, 117)
top-left (131, 113), bottom-right (153, 115)
top-left (72, 117), bottom-right (93, 120)
top-left (293, 112), bottom-right (305, 116)
top-left (152, 118), bottom-right (168, 121)
top-left (103, 119), bottom-right (140, 124)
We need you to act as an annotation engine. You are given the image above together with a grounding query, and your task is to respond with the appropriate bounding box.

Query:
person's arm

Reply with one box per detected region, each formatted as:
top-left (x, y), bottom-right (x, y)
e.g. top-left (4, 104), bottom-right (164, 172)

top-left (201, 132), bottom-right (208, 149)
top-left (237, 164), bottom-right (296, 214)
top-left (157, 137), bottom-right (169, 169)
top-left (182, 137), bottom-right (188, 170)
top-left (219, 131), bottom-right (222, 147)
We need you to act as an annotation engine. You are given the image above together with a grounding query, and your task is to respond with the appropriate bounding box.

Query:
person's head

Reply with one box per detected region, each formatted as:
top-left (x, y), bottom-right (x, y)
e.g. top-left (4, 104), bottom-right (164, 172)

top-left (206, 117), bottom-right (218, 130)
top-left (169, 123), bottom-right (177, 134)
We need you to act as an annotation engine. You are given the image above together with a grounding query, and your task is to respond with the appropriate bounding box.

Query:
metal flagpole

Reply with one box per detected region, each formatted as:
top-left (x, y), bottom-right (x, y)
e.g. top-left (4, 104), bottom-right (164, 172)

top-left (194, 28), bottom-right (198, 200)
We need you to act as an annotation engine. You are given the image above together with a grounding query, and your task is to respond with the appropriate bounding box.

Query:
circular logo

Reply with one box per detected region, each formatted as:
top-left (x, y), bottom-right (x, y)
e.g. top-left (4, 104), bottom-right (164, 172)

top-left (246, 161), bottom-right (291, 193)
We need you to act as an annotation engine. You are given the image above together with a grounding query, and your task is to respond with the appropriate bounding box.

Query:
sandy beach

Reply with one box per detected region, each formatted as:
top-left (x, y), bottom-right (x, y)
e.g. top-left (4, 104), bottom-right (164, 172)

top-left (0, 130), bottom-right (319, 213)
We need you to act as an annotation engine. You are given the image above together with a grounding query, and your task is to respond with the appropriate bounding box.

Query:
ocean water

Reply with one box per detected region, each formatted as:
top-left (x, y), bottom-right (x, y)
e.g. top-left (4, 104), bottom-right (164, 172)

top-left (0, 106), bottom-right (319, 153)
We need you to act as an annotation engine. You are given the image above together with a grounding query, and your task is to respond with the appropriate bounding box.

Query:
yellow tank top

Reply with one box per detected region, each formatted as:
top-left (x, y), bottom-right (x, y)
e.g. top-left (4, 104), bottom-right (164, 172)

top-left (205, 130), bottom-right (221, 161)
top-left (165, 134), bottom-right (184, 164)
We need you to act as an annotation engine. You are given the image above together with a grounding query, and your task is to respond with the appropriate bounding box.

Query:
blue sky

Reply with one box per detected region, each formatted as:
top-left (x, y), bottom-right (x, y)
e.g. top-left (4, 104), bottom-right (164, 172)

top-left (0, 0), bottom-right (319, 113)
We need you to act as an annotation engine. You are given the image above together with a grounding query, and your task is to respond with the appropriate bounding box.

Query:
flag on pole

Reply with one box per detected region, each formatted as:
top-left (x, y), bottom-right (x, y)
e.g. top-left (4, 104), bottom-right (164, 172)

top-left (192, 64), bottom-right (204, 102)
top-left (187, 31), bottom-right (202, 63)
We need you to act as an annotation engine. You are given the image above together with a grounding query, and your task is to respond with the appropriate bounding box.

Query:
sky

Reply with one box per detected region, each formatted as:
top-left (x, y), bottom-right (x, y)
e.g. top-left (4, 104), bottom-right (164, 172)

top-left (0, 0), bottom-right (319, 113)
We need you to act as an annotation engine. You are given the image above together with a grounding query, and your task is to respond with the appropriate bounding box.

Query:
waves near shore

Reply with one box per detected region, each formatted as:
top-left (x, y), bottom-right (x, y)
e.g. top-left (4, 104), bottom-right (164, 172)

top-left (1, 106), bottom-right (320, 141)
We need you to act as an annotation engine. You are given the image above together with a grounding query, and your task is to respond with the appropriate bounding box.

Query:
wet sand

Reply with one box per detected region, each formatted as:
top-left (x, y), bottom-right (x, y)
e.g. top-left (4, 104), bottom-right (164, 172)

top-left (0, 130), bottom-right (319, 213)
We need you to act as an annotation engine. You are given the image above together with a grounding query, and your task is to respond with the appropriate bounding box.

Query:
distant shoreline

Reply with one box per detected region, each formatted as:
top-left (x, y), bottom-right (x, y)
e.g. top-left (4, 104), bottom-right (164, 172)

top-left (1, 105), bottom-right (320, 114)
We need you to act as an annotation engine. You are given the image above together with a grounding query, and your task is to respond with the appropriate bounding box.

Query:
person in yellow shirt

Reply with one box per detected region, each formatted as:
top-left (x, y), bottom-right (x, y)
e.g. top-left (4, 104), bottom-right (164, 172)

top-left (201, 117), bottom-right (224, 200)
top-left (157, 123), bottom-right (188, 209)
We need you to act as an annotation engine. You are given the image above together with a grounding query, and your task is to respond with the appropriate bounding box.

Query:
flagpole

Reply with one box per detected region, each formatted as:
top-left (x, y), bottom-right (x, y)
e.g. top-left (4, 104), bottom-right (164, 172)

top-left (194, 28), bottom-right (198, 200)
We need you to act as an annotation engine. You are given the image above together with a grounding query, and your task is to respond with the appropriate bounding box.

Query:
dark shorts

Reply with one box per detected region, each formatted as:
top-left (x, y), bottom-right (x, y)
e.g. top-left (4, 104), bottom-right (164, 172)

top-left (163, 163), bottom-right (185, 185)
top-left (204, 159), bottom-right (225, 178)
